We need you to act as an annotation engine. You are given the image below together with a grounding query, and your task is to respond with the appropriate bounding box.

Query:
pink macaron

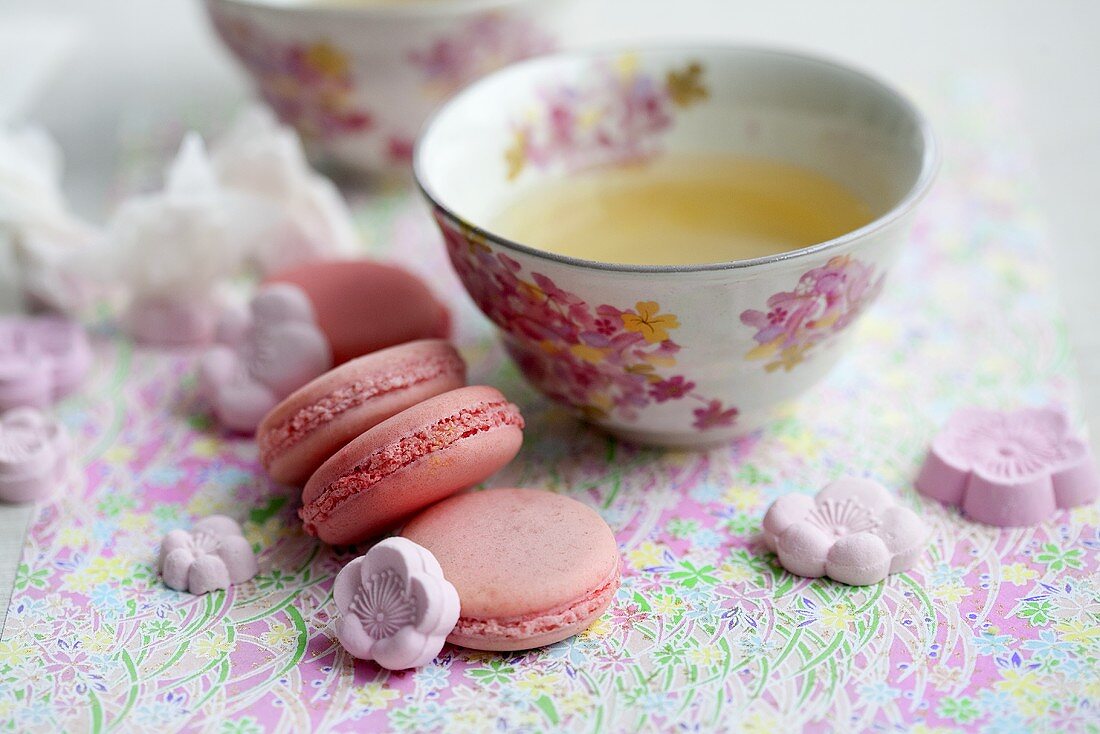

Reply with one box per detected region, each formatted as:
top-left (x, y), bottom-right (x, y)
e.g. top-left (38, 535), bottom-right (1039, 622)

top-left (258, 339), bottom-right (467, 486)
top-left (267, 259), bottom-right (451, 365)
top-left (402, 488), bottom-right (622, 651)
top-left (300, 385), bottom-right (524, 545)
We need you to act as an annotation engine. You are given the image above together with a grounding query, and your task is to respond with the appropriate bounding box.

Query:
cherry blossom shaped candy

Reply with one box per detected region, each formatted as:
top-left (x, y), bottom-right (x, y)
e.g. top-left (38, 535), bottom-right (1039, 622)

top-left (0, 407), bottom-right (70, 503)
top-left (762, 477), bottom-right (930, 586)
top-left (333, 537), bottom-right (460, 670)
top-left (158, 515), bottom-right (258, 595)
top-left (916, 405), bottom-right (1100, 526)
top-left (0, 316), bottom-right (92, 411)
top-left (198, 283), bottom-right (332, 433)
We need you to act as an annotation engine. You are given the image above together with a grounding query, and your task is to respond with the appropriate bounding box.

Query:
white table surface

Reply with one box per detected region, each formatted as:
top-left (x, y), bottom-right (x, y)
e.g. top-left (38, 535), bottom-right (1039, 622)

top-left (1, 0), bottom-right (1098, 625)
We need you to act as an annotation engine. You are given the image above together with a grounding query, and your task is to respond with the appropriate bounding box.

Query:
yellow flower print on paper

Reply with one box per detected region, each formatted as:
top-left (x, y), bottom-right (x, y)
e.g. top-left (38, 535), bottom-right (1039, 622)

top-left (932, 583), bottom-right (972, 604)
top-left (820, 602), bottom-right (855, 631)
top-left (628, 541), bottom-right (665, 569)
top-left (1001, 563), bottom-right (1038, 585)
top-left (353, 683), bottom-right (400, 711)
top-left (194, 632), bottom-right (236, 659)
top-left (621, 301), bottom-right (680, 344)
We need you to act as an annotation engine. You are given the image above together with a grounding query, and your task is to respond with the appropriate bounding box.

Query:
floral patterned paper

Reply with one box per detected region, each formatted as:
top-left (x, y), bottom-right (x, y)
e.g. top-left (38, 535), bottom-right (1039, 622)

top-left (1, 80), bottom-right (1098, 733)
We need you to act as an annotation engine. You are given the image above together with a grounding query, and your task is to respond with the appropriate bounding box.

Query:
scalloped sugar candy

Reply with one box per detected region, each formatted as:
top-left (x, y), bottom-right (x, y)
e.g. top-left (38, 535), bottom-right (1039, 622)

top-left (763, 477), bottom-right (930, 586)
top-left (916, 405), bottom-right (1100, 526)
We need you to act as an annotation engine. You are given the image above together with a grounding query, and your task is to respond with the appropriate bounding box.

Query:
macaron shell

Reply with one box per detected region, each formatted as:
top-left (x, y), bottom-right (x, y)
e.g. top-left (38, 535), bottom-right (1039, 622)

top-left (300, 386), bottom-right (523, 545)
top-left (401, 488), bottom-right (621, 651)
top-left (258, 340), bottom-right (467, 486)
top-left (267, 260), bottom-right (451, 365)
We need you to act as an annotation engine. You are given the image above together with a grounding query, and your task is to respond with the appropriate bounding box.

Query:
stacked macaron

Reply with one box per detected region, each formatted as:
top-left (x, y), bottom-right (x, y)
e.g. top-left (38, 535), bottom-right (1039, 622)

top-left (257, 340), bottom-right (528, 545)
top-left (249, 264), bottom-right (622, 669)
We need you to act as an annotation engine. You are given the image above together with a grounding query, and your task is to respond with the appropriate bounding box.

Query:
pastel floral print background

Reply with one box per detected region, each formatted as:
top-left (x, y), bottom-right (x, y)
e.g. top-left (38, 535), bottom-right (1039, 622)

top-left (438, 216), bottom-right (739, 431)
top-left (504, 56), bottom-right (709, 180)
top-left (2, 79), bottom-right (1099, 733)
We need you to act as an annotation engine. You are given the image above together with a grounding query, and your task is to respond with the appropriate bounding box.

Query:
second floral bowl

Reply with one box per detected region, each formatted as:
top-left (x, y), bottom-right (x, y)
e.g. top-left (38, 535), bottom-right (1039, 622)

top-left (416, 46), bottom-right (937, 447)
top-left (204, 0), bottom-right (568, 173)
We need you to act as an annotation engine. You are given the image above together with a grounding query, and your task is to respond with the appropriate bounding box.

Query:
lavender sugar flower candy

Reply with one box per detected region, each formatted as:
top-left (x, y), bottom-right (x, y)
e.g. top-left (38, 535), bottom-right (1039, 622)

top-left (916, 405), bottom-right (1100, 526)
top-left (763, 477), bottom-right (931, 586)
top-left (198, 283), bottom-right (331, 433)
top-left (159, 515), bottom-right (258, 595)
top-left (0, 407), bottom-right (70, 504)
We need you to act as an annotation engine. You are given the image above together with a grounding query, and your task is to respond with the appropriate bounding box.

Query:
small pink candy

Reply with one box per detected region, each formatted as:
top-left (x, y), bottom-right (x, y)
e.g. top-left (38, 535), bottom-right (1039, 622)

top-left (126, 296), bottom-right (220, 347)
top-left (762, 477), bottom-right (930, 586)
top-left (916, 405), bottom-right (1100, 526)
top-left (333, 537), bottom-right (460, 670)
top-left (0, 407), bottom-right (70, 503)
top-left (0, 316), bottom-right (92, 411)
top-left (158, 515), bottom-right (258, 595)
top-left (198, 283), bottom-right (331, 433)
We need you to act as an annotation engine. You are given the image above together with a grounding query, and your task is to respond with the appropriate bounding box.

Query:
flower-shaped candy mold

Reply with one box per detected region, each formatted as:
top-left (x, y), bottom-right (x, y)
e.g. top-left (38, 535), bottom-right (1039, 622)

top-left (762, 477), bottom-right (930, 586)
top-left (333, 537), bottom-right (459, 670)
top-left (198, 283), bottom-right (332, 433)
top-left (915, 405), bottom-right (1100, 526)
top-left (158, 515), bottom-right (258, 595)
top-left (0, 316), bottom-right (92, 411)
top-left (0, 407), bottom-right (70, 503)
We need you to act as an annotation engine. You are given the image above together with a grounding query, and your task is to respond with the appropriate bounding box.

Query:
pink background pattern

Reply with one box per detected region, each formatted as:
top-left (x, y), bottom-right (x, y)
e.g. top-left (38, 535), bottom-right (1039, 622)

top-left (1, 80), bottom-right (1098, 732)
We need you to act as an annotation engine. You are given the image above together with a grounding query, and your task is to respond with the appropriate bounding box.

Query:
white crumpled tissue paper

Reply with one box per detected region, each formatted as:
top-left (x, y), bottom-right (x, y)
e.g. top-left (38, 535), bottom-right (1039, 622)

top-left (0, 125), bottom-right (99, 313)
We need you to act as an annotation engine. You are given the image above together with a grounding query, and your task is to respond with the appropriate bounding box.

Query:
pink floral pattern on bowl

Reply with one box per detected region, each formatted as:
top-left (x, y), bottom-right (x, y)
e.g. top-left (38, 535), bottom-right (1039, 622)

top-left (915, 405), bottom-right (1100, 526)
top-left (504, 57), bottom-right (709, 180)
top-left (209, 17), bottom-right (372, 140)
top-left (740, 254), bottom-right (885, 372)
top-left (409, 12), bottom-right (556, 100)
top-left (439, 217), bottom-right (738, 431)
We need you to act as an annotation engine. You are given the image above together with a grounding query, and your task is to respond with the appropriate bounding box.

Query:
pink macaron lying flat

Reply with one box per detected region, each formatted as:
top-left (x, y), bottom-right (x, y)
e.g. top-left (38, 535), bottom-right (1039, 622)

top-left (402, 488), bottom-right (622, 651)
top-left (258, 340), bottom-right (467, 486)
top-left (300, 386), bottom-right (524, 545)
top-left (267, 259), bottom-right (451, 365)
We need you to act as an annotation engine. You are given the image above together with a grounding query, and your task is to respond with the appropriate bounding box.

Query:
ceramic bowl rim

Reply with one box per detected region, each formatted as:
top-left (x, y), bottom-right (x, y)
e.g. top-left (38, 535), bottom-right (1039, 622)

top-left (204, 0), bottom-right (558, 20)
top-left (414, 43), bottom-right (939, 275)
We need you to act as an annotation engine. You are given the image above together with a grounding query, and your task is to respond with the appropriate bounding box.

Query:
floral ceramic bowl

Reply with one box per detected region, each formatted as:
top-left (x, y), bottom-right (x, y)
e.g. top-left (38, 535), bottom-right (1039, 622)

top-left (416, 46), bottom-right (937, 447)
top-left (204, 0), bottom-right (567, 172)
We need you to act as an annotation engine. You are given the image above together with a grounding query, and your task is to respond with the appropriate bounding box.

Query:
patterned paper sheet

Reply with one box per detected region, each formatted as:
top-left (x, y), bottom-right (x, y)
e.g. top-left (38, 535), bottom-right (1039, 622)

top-left (2, 78), bottom-right (1098, 734)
